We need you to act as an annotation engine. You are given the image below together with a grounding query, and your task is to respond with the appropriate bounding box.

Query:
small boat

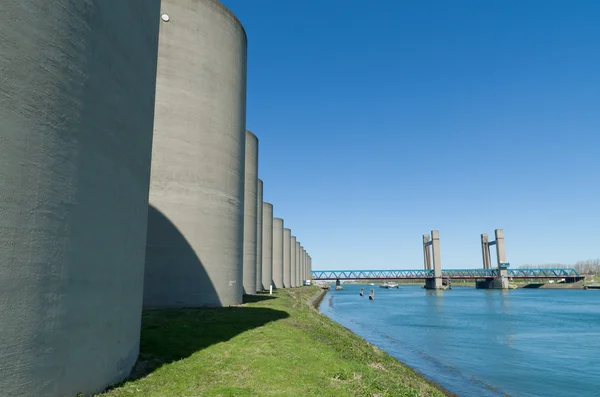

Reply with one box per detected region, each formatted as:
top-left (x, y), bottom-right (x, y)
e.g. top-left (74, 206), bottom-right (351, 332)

top-left (359, 288), bottom-right (364, 296)
top-left (369, 283), bottom-right (375, 286)
top-left (368, 289), bottom-right (375, 300)
top-left (379, 282), bottom-right (399, 289)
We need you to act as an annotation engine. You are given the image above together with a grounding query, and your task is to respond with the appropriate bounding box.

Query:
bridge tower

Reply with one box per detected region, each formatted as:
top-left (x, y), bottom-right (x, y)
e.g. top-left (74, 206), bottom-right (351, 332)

top-left (477, 229), bottom-right (509, 289)
top-left (423, 230), bottom-right (443, 289)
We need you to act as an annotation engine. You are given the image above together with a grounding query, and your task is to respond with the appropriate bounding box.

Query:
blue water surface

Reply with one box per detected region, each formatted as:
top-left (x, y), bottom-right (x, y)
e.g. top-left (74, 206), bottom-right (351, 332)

top-left (319, 284), bottom-right (600, 397)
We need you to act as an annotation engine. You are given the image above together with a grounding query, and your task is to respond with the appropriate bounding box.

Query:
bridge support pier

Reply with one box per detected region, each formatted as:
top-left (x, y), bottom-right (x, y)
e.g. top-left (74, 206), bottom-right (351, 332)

top-left (423, 230), bottom-right (443, 289)
top-left (478, 229), bottom-right (509, 289)
top-left (476, 269), bottom-right (509, 289)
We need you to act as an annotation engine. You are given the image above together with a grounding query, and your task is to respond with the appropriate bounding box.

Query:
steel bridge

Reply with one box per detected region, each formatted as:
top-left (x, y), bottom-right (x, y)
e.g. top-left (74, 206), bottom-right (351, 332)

top-left (311, 268), bottom-right (582, 281)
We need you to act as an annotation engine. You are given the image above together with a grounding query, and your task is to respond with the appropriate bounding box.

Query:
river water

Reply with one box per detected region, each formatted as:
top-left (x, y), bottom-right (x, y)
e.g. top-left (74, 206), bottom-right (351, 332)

top-left (319, 284), bottom-right (600, 397)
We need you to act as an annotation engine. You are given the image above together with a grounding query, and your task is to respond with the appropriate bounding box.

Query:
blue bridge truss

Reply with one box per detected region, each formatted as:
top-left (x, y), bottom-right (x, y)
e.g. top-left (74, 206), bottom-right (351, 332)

top-left (311, 268), bottom-right (581, 280)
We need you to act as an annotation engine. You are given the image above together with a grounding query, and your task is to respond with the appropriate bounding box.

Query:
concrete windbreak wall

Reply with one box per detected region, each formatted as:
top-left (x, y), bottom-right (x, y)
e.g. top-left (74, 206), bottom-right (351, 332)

top-left (283, 228), bottom-right (292, 287)
top-left (256, 179), bottom-right (264, 291)
top-left (290, 236), bottom-right (297, 287)
top-left (0, 1), bottom-right (161, 396)
top-left (262, 203), bottom-right (274, 290)
top-left (272, 218), bottom-right (284, 288)
top-left (144, 0), bottom-right (248, 308)
top-left (243, 131), bottom-right (259, 294)
top-left (296, 242), bottom-right (302, 286)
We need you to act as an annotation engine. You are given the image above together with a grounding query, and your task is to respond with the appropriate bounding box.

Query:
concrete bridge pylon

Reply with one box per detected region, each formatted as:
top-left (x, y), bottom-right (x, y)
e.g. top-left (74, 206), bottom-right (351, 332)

top-left (478, 229), bottom-right (509, 289)
top-left (423, 230), bottom-right (443, 289)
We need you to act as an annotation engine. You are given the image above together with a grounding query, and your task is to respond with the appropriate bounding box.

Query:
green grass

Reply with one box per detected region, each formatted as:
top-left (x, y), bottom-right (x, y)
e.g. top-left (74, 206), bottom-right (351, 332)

top-left (100, 287), bottom-right (452, 397)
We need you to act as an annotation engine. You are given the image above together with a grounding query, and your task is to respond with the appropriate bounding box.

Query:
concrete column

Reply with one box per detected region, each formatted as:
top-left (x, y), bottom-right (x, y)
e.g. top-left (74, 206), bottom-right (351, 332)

top-left (272, 218), bottom-right (284, 289)
top-left (0, 2), bottom-right (161, 396)
top-left (301, 250), bottom-right (305, 282)
top-left (495, 229), bottom-right (509, 288)
top-left (242, 131), bottom-right (258, 294)
top-left (423, 234), bottom-right (431, 270)
top-left (283, 228), bottom-right (292, 288)
top-left (425, 230), bottom-right (443, 289)
top-left (296, 242), bottom-right (301, 286)
top-left (481, 234), bottom-right (490, 269)
top-left (261, 203), bottom-right (273, 290)
top-left (255, 180), bottom-right (263, 290)
top-left (299, 246), bottom-right (303, 285)
top-left (290, 236), bottom-right (297, 287)
top-left (145, 0), bottom-right (247, 309)
top-left (495, 229), bottom-right (506, 265)
top-left (301, 247), bottom-right (306, 285)
top-left (306, 252), bottom-right (310, 281)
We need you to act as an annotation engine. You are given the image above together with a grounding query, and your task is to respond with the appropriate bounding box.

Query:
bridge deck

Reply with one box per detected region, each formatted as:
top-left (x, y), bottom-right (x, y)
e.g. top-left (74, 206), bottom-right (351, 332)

top-left (312, 268), bottom-right (581, 281)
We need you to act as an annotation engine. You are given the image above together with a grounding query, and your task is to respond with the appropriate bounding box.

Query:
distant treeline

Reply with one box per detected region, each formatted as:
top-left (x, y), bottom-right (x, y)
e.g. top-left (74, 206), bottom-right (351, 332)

top-left (519, 259), bottom-right (600, 274)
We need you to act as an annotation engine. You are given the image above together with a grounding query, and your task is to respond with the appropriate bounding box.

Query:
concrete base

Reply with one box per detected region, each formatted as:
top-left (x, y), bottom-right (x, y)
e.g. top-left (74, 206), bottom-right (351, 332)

top-left (475, 277), bottom-right (509, 289)
top-left (424, 278), bottom-right (443, 289)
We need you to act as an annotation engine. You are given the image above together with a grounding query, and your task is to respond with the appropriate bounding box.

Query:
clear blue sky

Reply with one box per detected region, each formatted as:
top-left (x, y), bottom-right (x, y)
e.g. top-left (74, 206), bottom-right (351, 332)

top-left (221, 0), bottom-right (600, 270)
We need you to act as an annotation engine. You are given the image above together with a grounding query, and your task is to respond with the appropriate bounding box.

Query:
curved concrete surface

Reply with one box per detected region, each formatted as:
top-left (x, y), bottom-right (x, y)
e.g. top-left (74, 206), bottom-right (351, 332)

top-left (243, 131), bottom-right (258, 294)
top-left (291, 236), bottom-right (297, 287)
top-left (283, 228), bottom-right (292, 288)
top-left (296, 242), bottom-right (302, 286)
top-left (0, 1), bottom-right (161, 395)
top-left (272, 218), bottom-right (284, 288)
top-left (300, 246), bottom-right (305, 284)
top-left (256, 179), bottom-right (264, 291)
top-left (261, 203), bottom-right (273, 290)
top-left (145, 0), bottom-right (247, 307)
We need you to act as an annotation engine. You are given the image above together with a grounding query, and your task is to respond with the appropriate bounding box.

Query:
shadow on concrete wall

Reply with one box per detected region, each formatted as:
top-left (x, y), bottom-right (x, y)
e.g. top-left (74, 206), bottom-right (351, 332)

top-left (118, 306), bottom-right (289, 384)
top-left (144, 205), bottom-right (220, 308)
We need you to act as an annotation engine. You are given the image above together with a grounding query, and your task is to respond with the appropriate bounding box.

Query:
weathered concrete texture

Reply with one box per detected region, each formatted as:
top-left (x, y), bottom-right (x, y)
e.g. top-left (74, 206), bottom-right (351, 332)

top-left (242, 130), bottom-right (258, 294)
top-left (290, 236), bottom-right (297, 287)
top-left (262, 203), bottom-right (274, 290)
top-left (255, 179), bottom-right (263, 290)
top-left (144, 0), bottom-right (247, 308)
top-left (305, 251), bottom-right (309, 281)
top-left (305, 253), bottom-right (309, 281)
top-left (272, 218), bottom-right (284, 288)
top-left (296, 242), bottom-right (301, 286)
top-left (283, 228), bottom-right (292, 288)
top-left (0, 1), bottom-right (161, 396)
top-left (424, 230), bottom-right (443, 289)
top-left (423, 234), bottom-right (432, 270)
top-left (494, 229), bottom-right (506, 265)
top-left (304, 249), bottom-right (308, 282)
top-left (476, 277), bottom-right (508, 289)
top-left (300, 246), bottom-right (305, 284)
top-left (481, 233), bottom-right (491, 269)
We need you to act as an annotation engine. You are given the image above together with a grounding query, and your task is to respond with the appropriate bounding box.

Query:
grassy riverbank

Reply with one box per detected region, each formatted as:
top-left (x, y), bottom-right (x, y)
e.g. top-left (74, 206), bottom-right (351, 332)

top-left (100, 287), bottom-right (452, 397)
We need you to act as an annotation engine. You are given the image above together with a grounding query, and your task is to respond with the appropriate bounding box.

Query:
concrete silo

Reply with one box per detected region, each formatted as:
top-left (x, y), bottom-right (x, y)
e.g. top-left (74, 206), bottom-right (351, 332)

top-left (144, 0), bottom-right (247, 308)
top-left (272, 218), bottom-right (284, 289)
top-left (290, 236), bottom-right (297, 287)
top-left (243, 131), bottom-right (259, 295)
top-left (0, 1), bottom-right (161, 396)
top-left (262, 203), bottom-right (274, 290)
top-left (256, 179), bottom-right (264, 291)
top-left (283, 228), bottom-right (292, 288)
top-left (300, 247), bottom-right (305, 284)
top-left (296, 242), bottom-right (302, 286)
top-left (306, 252), bottom-right (310, 281)
top-left (304, 252), bottom-right (308, 281)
